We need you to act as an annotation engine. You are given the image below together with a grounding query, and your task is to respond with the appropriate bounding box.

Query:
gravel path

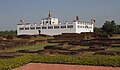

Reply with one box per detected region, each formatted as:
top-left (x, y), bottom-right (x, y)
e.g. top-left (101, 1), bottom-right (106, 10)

top-left (13, 63), bottom-right (120, 70)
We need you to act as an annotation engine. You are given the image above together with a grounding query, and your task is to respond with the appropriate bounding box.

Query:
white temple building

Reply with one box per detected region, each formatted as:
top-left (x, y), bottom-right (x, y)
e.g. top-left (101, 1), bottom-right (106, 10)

top-left (17, 11), bottom-right (94, 36)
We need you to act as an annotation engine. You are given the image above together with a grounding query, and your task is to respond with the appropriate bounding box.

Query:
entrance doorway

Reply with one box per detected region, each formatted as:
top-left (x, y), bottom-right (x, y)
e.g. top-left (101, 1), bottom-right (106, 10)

top-left (38, 30), bottom-right (41, 34)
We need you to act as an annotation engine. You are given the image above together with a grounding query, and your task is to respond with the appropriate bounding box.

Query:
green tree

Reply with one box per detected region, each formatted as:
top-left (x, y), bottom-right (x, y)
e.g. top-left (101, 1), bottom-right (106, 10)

top-left (0, 30), bottom-right (17, 36)
top-left (102, 20), bottom-right (118, 35)
top-left (117, 25), bottom-right (120, 34)
top-left (94, 27), bottom-right (103, 34)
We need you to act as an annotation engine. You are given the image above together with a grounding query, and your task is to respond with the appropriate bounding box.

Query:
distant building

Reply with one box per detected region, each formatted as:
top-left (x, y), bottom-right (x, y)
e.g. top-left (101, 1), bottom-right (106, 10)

top-left (17, 11), bottom-right (94, 36)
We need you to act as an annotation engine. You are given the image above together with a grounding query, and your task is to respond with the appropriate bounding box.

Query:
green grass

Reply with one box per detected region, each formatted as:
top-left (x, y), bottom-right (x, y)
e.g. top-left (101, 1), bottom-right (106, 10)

top-left (110, 37), bottom-right (120, 39)
top-left (0, 43), bottom-right (57, 52)
top-left (107, 47), bottom-right (120, 51)
top-left (69, 46), bottom-right (89, 50)
top-left (112, 44), bottom-right (120, 46)
top-left (80, 46), bottom-right (89, 49)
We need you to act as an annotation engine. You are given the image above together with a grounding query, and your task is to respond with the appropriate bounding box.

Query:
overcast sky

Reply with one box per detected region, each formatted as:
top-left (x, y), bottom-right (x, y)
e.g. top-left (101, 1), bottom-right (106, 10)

top-left (0, 0), bottom-right (120, 30)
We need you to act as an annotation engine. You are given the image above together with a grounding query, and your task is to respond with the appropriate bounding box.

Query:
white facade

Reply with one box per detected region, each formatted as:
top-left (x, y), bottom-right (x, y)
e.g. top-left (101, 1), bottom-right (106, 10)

top-left (17, 11), bottom-right (94, 36)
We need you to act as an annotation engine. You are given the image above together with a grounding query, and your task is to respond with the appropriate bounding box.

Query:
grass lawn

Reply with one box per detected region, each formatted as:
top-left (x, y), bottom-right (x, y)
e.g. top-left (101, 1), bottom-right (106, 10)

top-left (69, 46), bottom-right (89, 50)
top-left (0, 43), bottom-right (57, 52)
top-left (107, 47), bottom-right (120, 51)
top-left (110, 37), bottom-right (120, 39)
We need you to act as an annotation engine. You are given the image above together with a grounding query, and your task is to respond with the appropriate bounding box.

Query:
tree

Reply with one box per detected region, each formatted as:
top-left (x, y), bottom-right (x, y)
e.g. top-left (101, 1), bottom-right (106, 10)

top-left (101, 20), bottom-right (118, 35)
top-left (117, 25), bottom-right (120, 34)
top-left (0, 30), bottom-right (17, 36)
top-left (94, 27), bottom-right (103, 34)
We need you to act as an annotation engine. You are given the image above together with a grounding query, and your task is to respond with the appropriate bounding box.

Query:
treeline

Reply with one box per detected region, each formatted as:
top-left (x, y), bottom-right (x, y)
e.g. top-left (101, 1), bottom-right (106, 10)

top-left (0, 30), bottom-right (17, 36)
top-left (94, 20), bottom-right (120, 35)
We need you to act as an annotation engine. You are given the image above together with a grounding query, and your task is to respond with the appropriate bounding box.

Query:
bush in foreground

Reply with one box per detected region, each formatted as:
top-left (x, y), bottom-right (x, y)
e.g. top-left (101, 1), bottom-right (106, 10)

top-left (0, 55), bottom-right (120, 70)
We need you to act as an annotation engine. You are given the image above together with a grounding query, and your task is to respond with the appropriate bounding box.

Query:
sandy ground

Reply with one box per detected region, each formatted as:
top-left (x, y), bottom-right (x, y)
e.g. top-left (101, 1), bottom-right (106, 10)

top-left (13, 63), bottom-right (120, 70)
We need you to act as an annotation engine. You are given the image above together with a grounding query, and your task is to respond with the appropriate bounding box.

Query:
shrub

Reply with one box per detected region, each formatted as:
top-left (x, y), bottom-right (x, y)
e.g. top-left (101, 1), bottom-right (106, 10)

top-left (0, 55), bottom-right (32, 70)
top-left (0, 55), bottom-right (120, 70)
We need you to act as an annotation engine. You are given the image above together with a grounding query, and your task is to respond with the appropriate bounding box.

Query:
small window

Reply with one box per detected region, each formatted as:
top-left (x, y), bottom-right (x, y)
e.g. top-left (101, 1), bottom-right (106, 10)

top-left (46, 21), bottom-right (48, 23)
top-left (36, 27), bottom-right (41, 29)
top-left (89, 27), bottom-right (91, 29)
top-left (49, 21), bottom-right (51, 25)
top-left (25, 27), bottom-right (29, 30)
top-left (82, 26), bottom-right (84, 28)
top-left (42, 26), bottom-right (47, 29)
top-left (85, 25), bottom-right (88, 28)
top-left (54, 26), bottom-right (59, 29)
top-left (30, 27), bottom-right (35, 30)
top-left (19, 28), bottom-right (24, 30)
top-left (48, 26), bottom-right (53, 29)
top-left (61, 26), bottom-right (66, 28)
top-left (78, 25), bottom-right (82, 28)
top-left (43, 21), bottom-right (44, 24)
top-left (67, 25), bottom-right (73, 28)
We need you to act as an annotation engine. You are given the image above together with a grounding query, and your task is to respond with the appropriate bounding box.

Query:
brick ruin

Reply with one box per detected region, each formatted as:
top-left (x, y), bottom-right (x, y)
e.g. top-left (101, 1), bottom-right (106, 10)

top-left (0, 52), bottom-right (22, 59)
top-left (0, 40), bottom-right (47, 50)
top-left (53, 32), bottom-right (109, 41)
top-left (0, 33), bottom-right (120, 57)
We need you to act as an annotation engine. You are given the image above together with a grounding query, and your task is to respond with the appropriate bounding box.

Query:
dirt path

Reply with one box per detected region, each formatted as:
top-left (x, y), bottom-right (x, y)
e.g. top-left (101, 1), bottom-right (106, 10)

top-left (13, 63), bottom-right (120, 70)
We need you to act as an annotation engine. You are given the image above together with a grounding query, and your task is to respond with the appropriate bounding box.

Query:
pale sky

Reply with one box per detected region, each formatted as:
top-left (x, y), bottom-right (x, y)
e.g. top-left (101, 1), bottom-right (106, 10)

top-left (0, 0), bottom-right (120, 30)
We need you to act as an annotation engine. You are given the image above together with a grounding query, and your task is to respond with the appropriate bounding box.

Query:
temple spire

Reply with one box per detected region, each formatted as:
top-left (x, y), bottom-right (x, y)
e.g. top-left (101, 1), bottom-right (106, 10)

top-left (48, 10), bottom-right (52, 18)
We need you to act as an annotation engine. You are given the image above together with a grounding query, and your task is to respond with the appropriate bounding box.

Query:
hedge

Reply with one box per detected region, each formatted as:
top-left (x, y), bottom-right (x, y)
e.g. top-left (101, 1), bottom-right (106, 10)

top-left (0, 55), bottom-right (120, 70)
